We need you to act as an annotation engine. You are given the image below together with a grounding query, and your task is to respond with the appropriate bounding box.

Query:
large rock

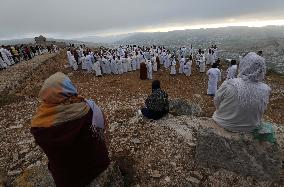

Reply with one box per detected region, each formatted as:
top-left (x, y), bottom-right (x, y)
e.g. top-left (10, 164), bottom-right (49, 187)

top-left (169, 99), bottom-right (202, 116)
top-left (195, 121), bottom-right (282, 181)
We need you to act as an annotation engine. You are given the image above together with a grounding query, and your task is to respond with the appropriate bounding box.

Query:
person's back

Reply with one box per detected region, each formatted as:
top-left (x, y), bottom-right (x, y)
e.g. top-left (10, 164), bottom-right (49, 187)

top-left (213, 52), bottom-right (271, 132)
top-left (142, 80), bottom-right (169, 120)
top-left (31, 72), bottom-right (110, 187)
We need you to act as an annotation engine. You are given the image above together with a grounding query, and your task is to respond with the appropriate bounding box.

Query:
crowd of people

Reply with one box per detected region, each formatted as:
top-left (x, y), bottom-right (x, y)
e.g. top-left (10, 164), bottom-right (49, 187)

top-left (66, 44), bottom-right (240, 97)
top-left (0, 44), bottom-right (59, 70)
top-left (31, 50), bottom-right (273, 186)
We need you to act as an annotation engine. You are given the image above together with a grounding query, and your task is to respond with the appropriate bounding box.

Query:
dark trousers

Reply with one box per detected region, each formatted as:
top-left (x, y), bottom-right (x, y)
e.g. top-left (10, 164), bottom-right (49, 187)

top-left (141, 108), bottom-right (168, 120)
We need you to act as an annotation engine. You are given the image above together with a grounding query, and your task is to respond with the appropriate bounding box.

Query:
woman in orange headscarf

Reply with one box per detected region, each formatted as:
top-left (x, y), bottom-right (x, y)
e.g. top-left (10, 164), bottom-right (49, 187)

top-left (31, 72), bottom-right (110, 187)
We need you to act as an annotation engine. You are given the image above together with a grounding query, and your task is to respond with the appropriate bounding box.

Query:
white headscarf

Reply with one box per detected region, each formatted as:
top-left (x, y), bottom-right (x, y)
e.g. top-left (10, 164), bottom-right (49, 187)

top-left (238, 52), bottom-right (266, 82)
top-left (228, 52), bottom-right (271, 112)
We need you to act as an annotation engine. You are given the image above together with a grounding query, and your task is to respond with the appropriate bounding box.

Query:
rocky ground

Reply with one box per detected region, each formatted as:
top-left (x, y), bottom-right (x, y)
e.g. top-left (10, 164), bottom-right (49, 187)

top-left (0, 51), bottom-right (283, 186)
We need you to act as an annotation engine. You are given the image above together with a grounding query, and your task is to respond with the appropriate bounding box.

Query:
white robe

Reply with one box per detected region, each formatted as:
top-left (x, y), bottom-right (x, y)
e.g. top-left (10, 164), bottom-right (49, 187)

top-left (184, 60), bottom-right (192, 76)
top-left (71, 55), bottom-right (78, 71)
top-left (199, 56), bottom-right (206, 73)
top-left (207, 54), bottom-right (215, 65)
top-left (226, 65), bottom-right (238, 80)
top-left (152, 57), bottom-right (157, 72)
top-left (0, 48), bottom-right (11, 66)
top-left (207, 68), bottom-right (221, 95)
top-left (81, 57), bottom-right (87, 70)
top-left (117, 59), bottom-right (124, 74)
top-left (67, 51), bottom-right (73, 67)
top-left (127, 58), bottom-right (132, 72)
top-left (132, 56), bottom-right (137, 71)
top-left (111, 59), bottom-right (118, 74)
top-left (170, 60), bottom-right (176, 75)
top-left (136, 55), bottom-right (141, 70)
top-left (122, 58), bottom-right (128, 73)
top-left (0, 56), bottom-right (7, 69)
top-left (147, 61), bottom-right (153, 79)
top-left (179, 58), bottom-right (185, 74)
top-left (93, 61), bottom-right (102, 76)
top-left (85, 55), bottom-right (93, 72)
top-left (104, 59), bottom-right (112, 74)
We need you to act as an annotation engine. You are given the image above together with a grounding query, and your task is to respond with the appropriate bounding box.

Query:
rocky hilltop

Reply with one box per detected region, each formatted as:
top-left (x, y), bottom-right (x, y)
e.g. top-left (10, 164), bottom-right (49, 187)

top-left (0, 51), bottom-right (283, 186)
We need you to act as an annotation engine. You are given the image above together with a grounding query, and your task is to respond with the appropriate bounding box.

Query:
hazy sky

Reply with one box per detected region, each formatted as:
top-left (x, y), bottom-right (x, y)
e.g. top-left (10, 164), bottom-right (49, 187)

top-left (0, 0), bottom-right (284, 40)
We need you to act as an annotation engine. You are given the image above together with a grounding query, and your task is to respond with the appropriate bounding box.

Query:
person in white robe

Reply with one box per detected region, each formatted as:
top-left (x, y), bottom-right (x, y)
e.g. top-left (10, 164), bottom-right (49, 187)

top-left (85, 54), bottom-right (93, 73)
top-left (71, 55), bottom-right (78, 71)
top-left (152, 55), bottom-right (157, 72)
top-left (179, 57), bottom-right (185, 74)
top-left (207, 49), bottom-right (215, 66)
top-left (199, 54), bottom-right (206, 73)
top-left (7, 49), bottom-right (15, 65)
top-left (0, 47), bottom-right (12, 66)
top-left (226, 60), bottom-right (238, 80)
top-left (170, 57), bottom-right (177, 75)
top-left (81, 56), bottom-right (87, 70)
top-left (136, 53), bottom-right (141, 70)
top-left (122, 55), bottom-right (128, 73)
top-left (111, 56), bottom-right (118, 75)
top-left (117, 56), bottom-right (124, 74)
top-left (66, 50), bottom-right (74, 67)
top-left (213, 52), bottom-right (271, 132)
top-left (132, 55), bottom-right (137, 71)
top-left (0, 55), bottom-right (7, 69)
top-left (184, 59), bottom-right (192, 76)
top-left (207, 63), bottom-right (221, 96)
top-left (127, 56), bottom-right (132, 72)
top-left (146, 60), bottom-right (153, 80)
top-left (104, 57), bottom-right (112, 75)
top-left (92, 60), bottom-right (102, 77)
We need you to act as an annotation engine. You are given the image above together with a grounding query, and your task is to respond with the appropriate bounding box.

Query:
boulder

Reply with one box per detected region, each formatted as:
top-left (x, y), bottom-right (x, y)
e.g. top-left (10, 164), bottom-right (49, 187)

top-left (195, 121), bottom-right (282, 181)
top-left (169, 99), bottom-right (202, 116)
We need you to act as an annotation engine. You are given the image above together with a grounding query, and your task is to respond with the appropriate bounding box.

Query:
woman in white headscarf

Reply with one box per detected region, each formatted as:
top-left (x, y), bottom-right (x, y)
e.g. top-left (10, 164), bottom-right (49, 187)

top-left (213, 52), bottom-right (271, 132)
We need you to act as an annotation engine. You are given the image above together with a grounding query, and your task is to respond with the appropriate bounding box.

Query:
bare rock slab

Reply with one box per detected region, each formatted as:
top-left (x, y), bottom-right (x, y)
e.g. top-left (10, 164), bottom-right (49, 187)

top-left (195, 121), bottom-right (282, 181)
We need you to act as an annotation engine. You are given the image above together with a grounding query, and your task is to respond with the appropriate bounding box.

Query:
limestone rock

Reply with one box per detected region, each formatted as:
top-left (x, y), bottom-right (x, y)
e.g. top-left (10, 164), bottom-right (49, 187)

top-left (169, 99), bottom-right (202, 116)
top-left (14, 162), bottom-right (124, 187)
top-left (195, 121), bottom-right (282, 181)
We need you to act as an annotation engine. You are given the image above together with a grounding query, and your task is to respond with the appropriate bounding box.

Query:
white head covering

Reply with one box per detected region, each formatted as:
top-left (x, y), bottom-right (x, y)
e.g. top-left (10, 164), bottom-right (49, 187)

top-left (238, 52), bottom-right (266, 82)
top-left (228, 52), bottom-right (271, 112)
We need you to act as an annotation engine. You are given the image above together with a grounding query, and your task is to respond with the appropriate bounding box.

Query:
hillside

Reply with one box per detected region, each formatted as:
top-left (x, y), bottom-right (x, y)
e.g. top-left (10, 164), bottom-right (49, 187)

top-left (0, 50), bottom-right (283, 186)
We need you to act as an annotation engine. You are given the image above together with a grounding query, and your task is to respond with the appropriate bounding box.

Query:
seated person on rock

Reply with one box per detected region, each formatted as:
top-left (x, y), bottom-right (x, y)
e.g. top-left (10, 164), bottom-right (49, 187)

top-left (213, 52), bottom-right (271, 132)
top-left (141, 80), bottom-right (169, 120)
top-left (30, 72), bottom-right (110, 187)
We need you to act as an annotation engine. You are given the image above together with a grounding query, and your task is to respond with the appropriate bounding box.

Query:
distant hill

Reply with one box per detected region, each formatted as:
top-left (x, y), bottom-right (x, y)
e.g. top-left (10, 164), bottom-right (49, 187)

top-left (114, 26), bottom-right (284, 48)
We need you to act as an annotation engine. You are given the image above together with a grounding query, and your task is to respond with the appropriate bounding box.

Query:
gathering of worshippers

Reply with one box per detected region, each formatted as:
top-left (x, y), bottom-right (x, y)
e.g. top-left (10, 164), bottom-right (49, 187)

top-left (0, 44), bottom-right (59, 70)
top-left (65, 44), bottom-right (241, 97)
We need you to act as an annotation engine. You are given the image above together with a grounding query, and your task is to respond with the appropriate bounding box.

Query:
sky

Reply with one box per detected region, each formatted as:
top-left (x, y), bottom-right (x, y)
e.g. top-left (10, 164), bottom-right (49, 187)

top-left (0, 0), bottom-right (284, 40)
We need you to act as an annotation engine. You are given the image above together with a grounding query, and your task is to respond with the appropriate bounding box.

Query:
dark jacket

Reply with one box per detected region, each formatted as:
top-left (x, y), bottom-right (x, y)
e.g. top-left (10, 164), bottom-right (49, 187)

top-left (31, 109), bottom-right (110, 187)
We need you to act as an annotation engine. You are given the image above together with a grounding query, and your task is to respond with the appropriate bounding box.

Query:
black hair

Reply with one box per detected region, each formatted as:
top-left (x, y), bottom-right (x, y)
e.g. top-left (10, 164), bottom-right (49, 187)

top-left (212, 63), bottom-right (218, 68)
top-left (231, 60), bottom-right (237, 65)
top-left (152, 80), bottom-right (161, 91)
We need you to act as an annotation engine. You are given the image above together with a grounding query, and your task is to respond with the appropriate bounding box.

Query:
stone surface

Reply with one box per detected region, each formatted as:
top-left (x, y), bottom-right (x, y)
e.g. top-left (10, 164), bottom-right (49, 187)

top-left (195, 121), bottom-right (283, 181)
top-left (169, 98), bottom-right (202, 116)
top-left (14, 162), bottom-right (124, 187)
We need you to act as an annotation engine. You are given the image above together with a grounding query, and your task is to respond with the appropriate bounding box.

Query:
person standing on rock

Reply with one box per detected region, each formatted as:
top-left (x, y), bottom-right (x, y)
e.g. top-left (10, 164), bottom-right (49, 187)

top-left (30, 72), bottom-right (110, 187)
top-left (213, 52), bottom-right (271, 133)
top-left (206, 63), bottom-right (221, 96)
top-left (140, 80), bottom-right (169, 120)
